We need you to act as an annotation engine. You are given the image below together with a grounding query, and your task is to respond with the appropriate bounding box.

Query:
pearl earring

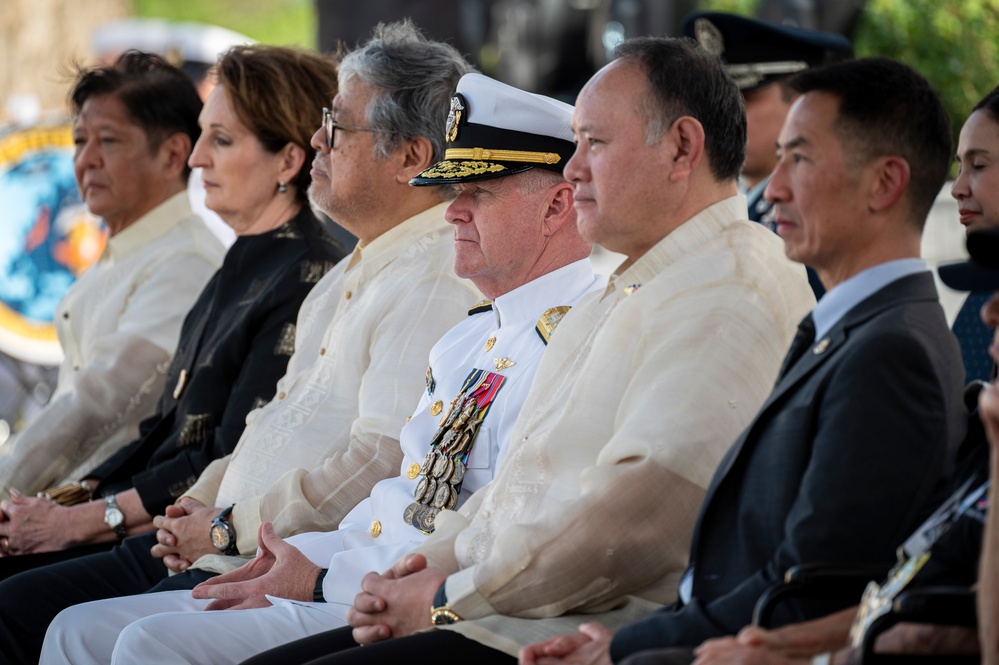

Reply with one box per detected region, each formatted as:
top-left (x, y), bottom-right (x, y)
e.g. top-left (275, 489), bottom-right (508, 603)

top-left (278, 181), bottom-right (288, 193)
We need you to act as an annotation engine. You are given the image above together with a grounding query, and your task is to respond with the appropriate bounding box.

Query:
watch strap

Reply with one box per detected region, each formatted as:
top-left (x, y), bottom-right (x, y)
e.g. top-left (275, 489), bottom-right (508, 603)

top-left (211, 504), bottom-right (238, 555)
top-left (430, 581), bottom-right (461, 625)
top-left (433, 582), bottom-right (447, 608)
top-left (313, 568), bottom-right (329, 602)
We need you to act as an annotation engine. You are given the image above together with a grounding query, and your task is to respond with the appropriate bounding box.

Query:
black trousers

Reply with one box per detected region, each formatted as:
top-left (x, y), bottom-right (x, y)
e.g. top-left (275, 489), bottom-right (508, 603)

top-left (240, 626), bottom-right (518, 665)
top-left (0, 541), bottom-right (114, 581)
top-left (0, 531), bottom-right (213, 664)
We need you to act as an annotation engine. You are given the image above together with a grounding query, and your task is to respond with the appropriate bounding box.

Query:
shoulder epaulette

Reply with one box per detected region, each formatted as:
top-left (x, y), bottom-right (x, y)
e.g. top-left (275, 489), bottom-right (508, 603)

top-left (535, 305), bottom-right (572, 345)
top-left (468, 299), bottom-right (493, 316)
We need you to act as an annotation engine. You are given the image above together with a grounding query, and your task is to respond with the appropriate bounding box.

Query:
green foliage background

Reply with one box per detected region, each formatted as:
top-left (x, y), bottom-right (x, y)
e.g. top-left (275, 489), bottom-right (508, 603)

top-left (132, 0), bottom-right (317, 48)
top-left (703, 0), bottom-right (999, 150)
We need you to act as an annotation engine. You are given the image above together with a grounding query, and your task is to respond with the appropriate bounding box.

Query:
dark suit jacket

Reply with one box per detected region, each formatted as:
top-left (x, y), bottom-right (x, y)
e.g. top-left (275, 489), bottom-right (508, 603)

top-left (610, 272), bottom-right (965, 660)
top-left (89, 208), bottom-right (345, 517)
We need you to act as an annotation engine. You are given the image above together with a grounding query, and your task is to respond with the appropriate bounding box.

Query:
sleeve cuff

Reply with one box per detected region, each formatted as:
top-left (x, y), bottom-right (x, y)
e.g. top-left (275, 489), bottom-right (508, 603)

top-left (180, 484), bottom-right (215, 510)
top-left (443, 567), bottom-right (496, 621)
top-left (231, 495), bottom-right (262, 555)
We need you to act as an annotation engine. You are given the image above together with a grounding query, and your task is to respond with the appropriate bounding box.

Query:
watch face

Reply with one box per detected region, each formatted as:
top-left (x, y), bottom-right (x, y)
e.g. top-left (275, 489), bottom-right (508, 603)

top-left (105, 508), bottom-right (124, 528)
top-left (210, 524), bottom-right (231, 550)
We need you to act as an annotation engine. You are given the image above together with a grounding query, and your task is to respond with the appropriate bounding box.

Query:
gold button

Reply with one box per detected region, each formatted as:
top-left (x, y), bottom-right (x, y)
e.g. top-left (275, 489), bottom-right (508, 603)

top-left (484, 336), bottom-right (496, 351)
top-left (319, 348), bottom-right (326, 356)
top-left (429, 400), bottom-right (443, 416)
top-left (369, 520), bottom-right (382, 538)
top-left (345, 291), bottom-right (352, 300)
top-left (278, 391), bottom-right (286, 400)
top-left (405, 416), bottom-right (411, 424)
top-left (406, 463), bottom-right (421, 479)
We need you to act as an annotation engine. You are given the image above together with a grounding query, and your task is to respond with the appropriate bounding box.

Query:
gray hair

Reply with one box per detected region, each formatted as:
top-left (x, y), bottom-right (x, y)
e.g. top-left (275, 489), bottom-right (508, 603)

top-left (339, 20), bottom-right (472, 164)
top-left (513, 168), bottom-right (567, 194)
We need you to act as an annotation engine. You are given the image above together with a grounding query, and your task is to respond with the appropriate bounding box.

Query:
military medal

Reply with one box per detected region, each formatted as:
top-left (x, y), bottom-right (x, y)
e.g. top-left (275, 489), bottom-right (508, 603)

top-left (404, 367), bottom-right (507, 534)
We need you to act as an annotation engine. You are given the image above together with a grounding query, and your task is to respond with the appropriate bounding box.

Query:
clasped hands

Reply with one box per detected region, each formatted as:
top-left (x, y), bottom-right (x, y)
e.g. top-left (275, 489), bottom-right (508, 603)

top-left (150, 497), bottom-right (220, 571)
top-left (345, 553), bottom-right (447, 645)
top-left (0, 488), bottom-right (78, 555)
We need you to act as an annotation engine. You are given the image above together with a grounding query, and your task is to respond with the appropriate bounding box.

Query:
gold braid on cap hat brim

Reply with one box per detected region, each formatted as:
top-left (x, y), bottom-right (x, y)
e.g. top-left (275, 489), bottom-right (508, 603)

top-left (416, 148), bottom-right (563, 180)
top-left (417, 160), bottom-right (508, 179)
top-left (446, 147), bottom-right (561, 165)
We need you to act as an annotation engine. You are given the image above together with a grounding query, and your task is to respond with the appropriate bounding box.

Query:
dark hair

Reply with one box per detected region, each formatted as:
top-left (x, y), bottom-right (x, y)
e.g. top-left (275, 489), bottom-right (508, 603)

top-left (69, 50), bottom-right (202, 179)
top-left (216, 45), bottom-right (339, 204)
top-left (612, 36), bottom-right (746, 182)
top-left (972, 84), bottom-right (999, 122)
top-left (790, 57), bottom-right (951, 226)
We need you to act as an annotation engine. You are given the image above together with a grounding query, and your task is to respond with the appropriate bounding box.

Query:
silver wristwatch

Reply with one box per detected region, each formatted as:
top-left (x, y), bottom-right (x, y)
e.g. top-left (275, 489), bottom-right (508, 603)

top-left (103, 494), bottom-right (126, 540)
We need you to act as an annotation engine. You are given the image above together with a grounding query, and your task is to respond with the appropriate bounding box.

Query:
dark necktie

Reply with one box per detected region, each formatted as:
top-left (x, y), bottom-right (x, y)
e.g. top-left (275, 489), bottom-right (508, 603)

top-left (777, 313), bottom-right (815, 382)
top-left (952, 291), bottom-right (994, 383)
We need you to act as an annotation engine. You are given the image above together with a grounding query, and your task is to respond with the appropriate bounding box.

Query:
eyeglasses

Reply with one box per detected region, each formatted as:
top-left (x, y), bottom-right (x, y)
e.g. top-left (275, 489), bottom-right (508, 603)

top-left (322, 107), bottom-right (398, 149)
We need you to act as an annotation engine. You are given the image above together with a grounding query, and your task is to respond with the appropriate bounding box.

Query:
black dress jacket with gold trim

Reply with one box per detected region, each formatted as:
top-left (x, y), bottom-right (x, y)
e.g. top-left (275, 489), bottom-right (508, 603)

top-left (89, 208), bottom-right (345, 516)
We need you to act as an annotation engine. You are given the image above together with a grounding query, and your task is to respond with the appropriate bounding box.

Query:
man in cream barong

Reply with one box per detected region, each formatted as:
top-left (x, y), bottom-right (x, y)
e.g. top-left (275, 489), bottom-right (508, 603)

top-left (222, 35), bottom-right (816, 665)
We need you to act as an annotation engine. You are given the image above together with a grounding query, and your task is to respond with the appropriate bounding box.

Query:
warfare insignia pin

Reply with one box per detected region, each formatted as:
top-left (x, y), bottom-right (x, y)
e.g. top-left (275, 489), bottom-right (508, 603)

top-left (494, 357), bottom-right (516, 371)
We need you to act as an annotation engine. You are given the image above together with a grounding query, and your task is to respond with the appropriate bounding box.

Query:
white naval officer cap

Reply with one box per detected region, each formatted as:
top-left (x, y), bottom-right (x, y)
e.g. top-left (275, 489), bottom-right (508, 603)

top-left (410, 73), bottom-right (575, 186)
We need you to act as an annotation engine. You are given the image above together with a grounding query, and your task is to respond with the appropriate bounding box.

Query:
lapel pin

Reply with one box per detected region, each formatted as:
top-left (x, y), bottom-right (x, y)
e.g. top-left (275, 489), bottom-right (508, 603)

top-left (812, 338), bottom-right (831, 354)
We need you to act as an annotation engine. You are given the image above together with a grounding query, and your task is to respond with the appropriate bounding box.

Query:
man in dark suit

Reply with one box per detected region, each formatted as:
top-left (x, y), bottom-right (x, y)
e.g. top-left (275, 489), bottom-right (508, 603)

top-left (682, 11), bottom-right (851, 300)
top-left (520, 57), bottom-right (966, 665)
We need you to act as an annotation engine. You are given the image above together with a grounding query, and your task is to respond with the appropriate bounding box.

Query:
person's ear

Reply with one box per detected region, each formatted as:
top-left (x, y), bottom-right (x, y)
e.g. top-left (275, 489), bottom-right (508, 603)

top-left (663, 116), bottom-right (705, 183)
top-left (394, 136), bottom-right (435, 184)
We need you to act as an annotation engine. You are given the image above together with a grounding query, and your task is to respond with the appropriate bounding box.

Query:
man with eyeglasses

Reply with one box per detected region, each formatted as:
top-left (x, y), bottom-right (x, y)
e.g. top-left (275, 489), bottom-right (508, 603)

top-left (0, 21), bottom-right (488, 663)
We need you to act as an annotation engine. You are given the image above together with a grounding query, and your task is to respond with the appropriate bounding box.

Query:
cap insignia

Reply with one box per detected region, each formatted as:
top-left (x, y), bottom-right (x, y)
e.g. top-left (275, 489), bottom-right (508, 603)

top-left (418, 160), bottom-right (507, 180)
top-left (446, 95), bottom-right (465, 143)
top-left (694, 18), bottom-right (724, 56)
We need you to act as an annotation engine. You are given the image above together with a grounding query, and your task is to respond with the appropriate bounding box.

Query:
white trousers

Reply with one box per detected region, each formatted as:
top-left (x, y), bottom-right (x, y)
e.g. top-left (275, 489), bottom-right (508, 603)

top-left (40, 590), bottom-right (350, 665)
